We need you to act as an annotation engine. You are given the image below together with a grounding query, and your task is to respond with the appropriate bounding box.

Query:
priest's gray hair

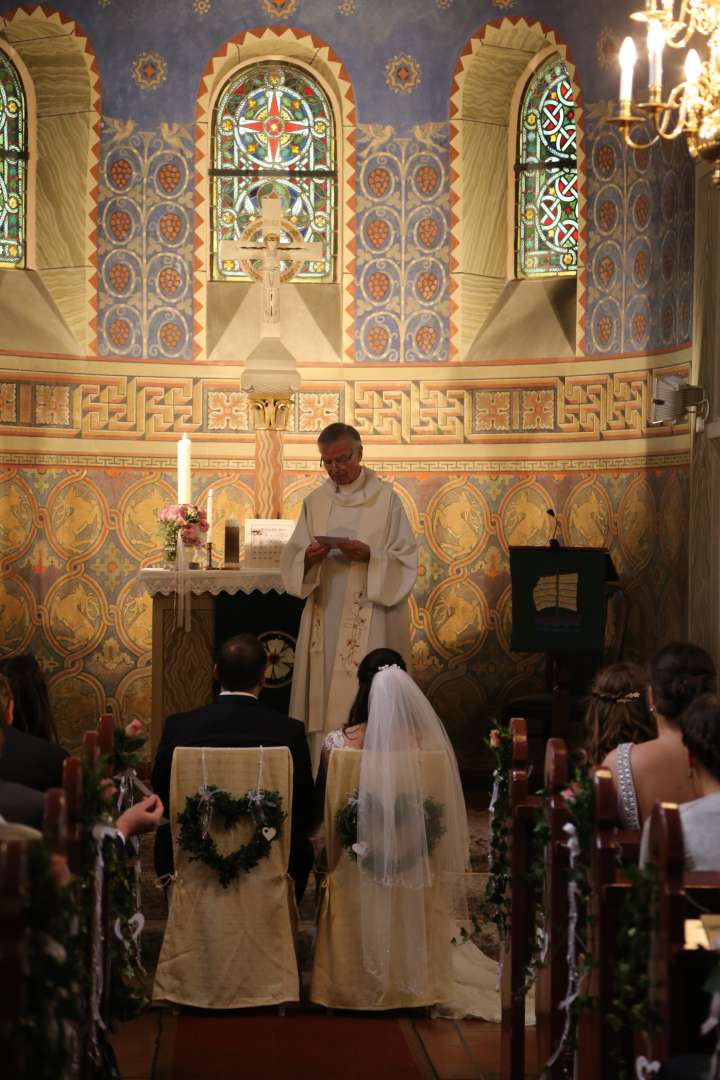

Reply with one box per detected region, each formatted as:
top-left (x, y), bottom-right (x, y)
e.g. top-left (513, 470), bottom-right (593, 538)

top-left (317, 423), bottom-right (362, 449)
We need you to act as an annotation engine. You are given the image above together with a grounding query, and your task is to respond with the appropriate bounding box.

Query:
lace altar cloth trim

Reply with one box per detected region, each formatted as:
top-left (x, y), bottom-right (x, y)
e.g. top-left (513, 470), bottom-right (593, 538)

top-left (139, 568), bottom-right (285, 597)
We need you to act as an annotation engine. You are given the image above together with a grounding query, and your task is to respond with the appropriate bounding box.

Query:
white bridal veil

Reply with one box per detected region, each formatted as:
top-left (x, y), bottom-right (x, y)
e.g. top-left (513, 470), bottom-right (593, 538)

top-left (356, 665), bottom-right (470, 995)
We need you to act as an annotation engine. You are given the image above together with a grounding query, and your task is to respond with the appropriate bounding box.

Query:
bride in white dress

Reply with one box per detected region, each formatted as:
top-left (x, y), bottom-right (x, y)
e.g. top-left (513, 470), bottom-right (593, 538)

top-left (316, 647), bottom-right (527, 1022)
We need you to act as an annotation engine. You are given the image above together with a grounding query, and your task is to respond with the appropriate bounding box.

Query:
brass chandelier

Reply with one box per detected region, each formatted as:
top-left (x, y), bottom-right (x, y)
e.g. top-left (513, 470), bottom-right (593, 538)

top-left (612, 0), bottom-right (720, 185)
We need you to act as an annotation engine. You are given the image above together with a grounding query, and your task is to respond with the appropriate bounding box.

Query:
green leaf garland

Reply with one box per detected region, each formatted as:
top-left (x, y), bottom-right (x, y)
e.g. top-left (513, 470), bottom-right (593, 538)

top-left (335, 789), bottom-right (445, 875)
top-left (177, 786), bottom-right (286, 888)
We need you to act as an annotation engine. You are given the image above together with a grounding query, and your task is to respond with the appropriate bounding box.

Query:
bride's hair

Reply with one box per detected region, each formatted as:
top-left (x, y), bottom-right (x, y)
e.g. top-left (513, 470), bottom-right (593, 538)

top-left (344, 647), bottom-right (406, 729)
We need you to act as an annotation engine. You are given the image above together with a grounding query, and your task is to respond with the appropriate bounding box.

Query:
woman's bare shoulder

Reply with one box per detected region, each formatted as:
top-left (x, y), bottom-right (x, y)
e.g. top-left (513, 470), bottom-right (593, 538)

top-left (601, 745), bottom-right (619, 772)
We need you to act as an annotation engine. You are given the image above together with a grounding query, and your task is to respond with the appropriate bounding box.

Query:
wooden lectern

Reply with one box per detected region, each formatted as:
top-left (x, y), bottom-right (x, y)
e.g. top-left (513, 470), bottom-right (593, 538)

top-left (509, 546), bottom-right (619, 740)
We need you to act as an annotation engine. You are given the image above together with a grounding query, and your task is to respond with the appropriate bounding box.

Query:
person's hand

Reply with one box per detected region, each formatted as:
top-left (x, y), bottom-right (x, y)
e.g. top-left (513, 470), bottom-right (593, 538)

top-left (304, 541), bottom-right (331, 571)
top-left (50, 853), bottom-right (72, 889)
top-left (336, 540), bottom-right (370, 563)
top-left (116, 794), bottom-right (164, 840)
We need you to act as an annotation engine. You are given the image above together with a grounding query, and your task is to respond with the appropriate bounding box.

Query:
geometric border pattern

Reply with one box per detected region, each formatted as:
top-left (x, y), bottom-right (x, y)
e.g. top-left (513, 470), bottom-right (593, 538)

top-left (0, 361), bottom-right (690, 442)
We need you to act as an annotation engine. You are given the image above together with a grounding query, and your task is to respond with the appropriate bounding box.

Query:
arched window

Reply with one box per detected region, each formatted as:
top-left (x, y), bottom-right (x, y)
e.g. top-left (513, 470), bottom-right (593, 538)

top-left (0, 48), bottom-right (26, 268)
top-left (212, 61), bottom-right (335, 282)
top-left (516, 55), bottom-right (577, 279)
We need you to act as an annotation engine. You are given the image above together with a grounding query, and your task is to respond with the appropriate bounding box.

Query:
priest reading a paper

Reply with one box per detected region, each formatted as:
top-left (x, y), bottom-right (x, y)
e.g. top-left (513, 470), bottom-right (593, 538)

top-left (281, 423), bottom-right (418, 769)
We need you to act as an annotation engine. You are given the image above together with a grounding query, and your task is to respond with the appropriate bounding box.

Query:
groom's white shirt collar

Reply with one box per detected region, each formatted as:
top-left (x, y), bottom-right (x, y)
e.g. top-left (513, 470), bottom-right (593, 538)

top-left (219, 690), bottom-right (257, 698)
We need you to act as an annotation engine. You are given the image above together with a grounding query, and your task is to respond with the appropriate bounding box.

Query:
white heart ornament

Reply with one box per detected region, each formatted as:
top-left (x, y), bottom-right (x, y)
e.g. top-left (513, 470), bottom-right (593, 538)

top-left (262, 827), bottom-right (277, 841)
top-left (352, 842), bottom-right (368, 857)
top-left (635, 1057), bottom-right (661, 1079)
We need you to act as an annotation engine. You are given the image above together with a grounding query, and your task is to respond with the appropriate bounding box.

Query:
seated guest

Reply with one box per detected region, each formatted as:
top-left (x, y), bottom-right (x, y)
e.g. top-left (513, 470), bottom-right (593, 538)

top-left (0, 666), bottom-right (67, 792)
top-left (0, 673), bottom-right (164, 835)
top-left (0, 653), bottom-right (59, 742)
top-left (640, 693), bottom-right (720, 871)
top-left (583, 660), bottom-right (656, 765)
top-left (151, 633), bottom-right (314, 901)
top-left (603, 642), bottom-right (716, 828)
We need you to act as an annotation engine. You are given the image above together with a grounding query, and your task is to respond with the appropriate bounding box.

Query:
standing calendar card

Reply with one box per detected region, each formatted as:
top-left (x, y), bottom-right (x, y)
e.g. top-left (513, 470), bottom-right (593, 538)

top-left (244, 519), bottom-right (296, 568)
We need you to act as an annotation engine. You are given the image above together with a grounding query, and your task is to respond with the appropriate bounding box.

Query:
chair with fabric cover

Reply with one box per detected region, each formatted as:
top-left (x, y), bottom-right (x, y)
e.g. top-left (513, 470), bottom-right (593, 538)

top-left (153, 745), bottom-right (299, 1009)
top-left (310, 747), bottom-right (453, 1010)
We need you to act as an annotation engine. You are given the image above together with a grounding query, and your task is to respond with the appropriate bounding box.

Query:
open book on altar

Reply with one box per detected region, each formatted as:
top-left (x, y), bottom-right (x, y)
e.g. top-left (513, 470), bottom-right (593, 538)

top-left (244, 518), bottom-right (296, 568)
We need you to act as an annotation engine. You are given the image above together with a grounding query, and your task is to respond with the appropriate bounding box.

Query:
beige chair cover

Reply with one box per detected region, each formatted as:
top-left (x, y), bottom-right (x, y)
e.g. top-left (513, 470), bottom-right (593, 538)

top-left (153, 746), bottom-right (299, 1008)
top-left (310, 748), bottom-right (453, 1010)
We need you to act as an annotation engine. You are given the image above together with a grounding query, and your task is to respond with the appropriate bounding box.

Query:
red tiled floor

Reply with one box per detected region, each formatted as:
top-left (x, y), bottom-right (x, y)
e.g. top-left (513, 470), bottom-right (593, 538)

top-left (108, 1011), bottom-right (160, 1079)
top-left (413, 1019), bottom-right (482, 1079)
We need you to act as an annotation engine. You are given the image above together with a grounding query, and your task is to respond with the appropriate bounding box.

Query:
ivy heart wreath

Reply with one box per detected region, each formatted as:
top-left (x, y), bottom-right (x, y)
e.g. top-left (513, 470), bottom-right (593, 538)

top-left (177, 785), bottom-right (286, 889)
top-left (335, 790), bottom-right (445, 875)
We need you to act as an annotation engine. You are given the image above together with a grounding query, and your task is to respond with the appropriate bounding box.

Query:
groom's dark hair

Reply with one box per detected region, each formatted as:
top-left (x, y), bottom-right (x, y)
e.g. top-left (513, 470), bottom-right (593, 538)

top-left (216, 634), bottom-right (267, 691)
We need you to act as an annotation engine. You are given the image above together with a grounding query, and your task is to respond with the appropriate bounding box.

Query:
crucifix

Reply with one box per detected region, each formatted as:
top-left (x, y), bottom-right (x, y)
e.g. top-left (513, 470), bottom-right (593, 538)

top-left (219, 195), bottom-right (324, 335)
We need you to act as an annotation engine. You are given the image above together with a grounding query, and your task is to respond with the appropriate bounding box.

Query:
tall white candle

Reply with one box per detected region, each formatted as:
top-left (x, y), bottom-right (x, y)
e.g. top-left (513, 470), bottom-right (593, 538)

top-left (619, 37), bottom-right (637, 103)
top-left (647, 22), bottom-right (665, 89)
top-left (206, 488), bottom-right (214, 543)
top-left (177, 434), bottom-right (191, 504)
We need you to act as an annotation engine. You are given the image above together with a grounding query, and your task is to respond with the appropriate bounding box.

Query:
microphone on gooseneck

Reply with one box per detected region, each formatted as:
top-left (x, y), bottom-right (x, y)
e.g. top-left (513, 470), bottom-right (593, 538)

top-left (546, 508), bottom-right (561, 549)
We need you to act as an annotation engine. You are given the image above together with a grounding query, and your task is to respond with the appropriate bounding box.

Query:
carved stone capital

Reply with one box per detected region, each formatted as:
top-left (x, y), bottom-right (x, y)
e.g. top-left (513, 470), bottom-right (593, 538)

top-left (249, 390), bottom-right (294, 430)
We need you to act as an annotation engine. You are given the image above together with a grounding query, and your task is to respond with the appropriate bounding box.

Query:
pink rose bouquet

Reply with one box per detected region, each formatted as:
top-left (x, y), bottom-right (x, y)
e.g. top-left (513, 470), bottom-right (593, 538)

top-left (158, 503), bottom-right (209, 559)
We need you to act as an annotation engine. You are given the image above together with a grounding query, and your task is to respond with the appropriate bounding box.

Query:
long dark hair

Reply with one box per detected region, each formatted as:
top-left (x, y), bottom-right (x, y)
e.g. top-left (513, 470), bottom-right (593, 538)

top-left (584, 661), bottom-right (655, 764)
top-left (345, 647), bottom-right (407, 729)
top-left (649, 642), bottom-right (716, 723)
top-left (0, 654), bottom-right (59, 743)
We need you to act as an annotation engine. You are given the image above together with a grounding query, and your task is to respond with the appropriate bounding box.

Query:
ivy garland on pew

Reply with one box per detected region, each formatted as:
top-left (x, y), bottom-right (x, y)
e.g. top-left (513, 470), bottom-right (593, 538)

top-left (108, 725), bottom-right (151, 1022)
top-left (336, 789), bottom-right (446, 873)
top-left (607, 864), bottom-right (661, 1079)
top-left (476, 722), bottom-right (514, 947)
top-left (177, 786), bottom-right (286, 888)
top-left (545, 767), bottom-right (597, 1065)
top-left (17, 841), bottom-right (84, 1080)
top-left (451, 723), bottom-right (514, 955)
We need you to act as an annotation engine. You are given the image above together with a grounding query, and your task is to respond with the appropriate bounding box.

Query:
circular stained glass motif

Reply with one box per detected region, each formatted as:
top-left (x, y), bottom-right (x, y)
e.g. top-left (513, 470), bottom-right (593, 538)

top-left (213, 62), bottom-right (335, 282)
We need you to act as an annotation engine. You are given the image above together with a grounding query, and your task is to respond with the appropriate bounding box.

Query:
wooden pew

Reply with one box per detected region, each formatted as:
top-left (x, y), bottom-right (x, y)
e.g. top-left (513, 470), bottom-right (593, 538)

top-left (535, 737), bottom-right (570, 1078)
top-left (500, 717), bottom-right (541, 1080)
top-left (0, 840), bottom-right (27, 1080)
top-left (643, 802), bottom-right (720, 1068)
top-left (576, 768), bottom-right (641, 1079)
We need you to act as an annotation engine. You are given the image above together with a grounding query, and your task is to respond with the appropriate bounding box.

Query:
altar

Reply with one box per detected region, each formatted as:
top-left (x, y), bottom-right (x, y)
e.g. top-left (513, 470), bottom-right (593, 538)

top-left (140, 568), bottom-right (304, 755)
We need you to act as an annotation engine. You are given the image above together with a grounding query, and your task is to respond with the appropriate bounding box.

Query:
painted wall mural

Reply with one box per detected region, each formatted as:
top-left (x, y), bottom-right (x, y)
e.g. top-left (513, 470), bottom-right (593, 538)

top-left (0, 461), bottom-right (688, 773)
top-left (0, 0), bottom-right (697, 771)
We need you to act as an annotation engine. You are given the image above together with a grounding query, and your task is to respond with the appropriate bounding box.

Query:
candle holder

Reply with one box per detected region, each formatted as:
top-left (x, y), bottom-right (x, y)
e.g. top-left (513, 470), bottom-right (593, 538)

top-left (206, 541), bottom-right (214, 570)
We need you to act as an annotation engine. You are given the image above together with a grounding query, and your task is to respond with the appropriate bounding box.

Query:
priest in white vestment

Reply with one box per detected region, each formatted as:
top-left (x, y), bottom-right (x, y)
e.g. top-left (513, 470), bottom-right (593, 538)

top-left (281, 423), bottom-right (418, 768)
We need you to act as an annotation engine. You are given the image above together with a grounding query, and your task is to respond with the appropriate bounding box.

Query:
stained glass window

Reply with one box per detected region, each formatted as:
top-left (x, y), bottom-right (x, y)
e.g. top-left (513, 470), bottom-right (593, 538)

top-left (212, 62), bottom-right (335, 282)
top-left (516, 55), bottom-right (577, 278)
top-left (0, 49), bottom-right (26, 268)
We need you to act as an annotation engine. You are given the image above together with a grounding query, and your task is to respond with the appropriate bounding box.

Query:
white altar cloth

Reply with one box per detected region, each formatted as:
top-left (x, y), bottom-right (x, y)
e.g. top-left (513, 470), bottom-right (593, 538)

top-left (139, 567), bottom-right (284, 597)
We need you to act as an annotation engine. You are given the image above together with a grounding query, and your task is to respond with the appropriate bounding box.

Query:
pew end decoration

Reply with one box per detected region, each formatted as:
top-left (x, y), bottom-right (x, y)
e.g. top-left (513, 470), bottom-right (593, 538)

top-left (158, 503), bottom-right (209, 562)
top-left (177, 786), bottom-right (286, 888)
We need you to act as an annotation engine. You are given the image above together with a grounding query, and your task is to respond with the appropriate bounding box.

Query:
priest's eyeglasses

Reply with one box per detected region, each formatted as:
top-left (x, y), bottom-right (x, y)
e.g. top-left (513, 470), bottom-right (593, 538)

top-left (320, 449), bottom-right (358, 470)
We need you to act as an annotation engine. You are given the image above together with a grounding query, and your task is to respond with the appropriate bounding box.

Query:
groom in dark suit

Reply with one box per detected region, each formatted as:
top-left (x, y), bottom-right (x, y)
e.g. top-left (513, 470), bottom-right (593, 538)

top-left (152, 633), bottom-right (314, 901)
